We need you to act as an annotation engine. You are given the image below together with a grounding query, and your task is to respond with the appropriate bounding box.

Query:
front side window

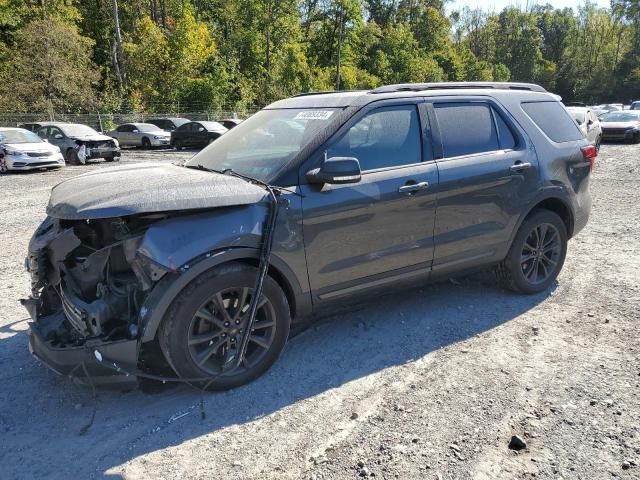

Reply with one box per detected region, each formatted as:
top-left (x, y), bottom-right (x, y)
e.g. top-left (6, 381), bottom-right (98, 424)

top-left (435, 103), bottom-right (500, 157)
top-left (187, 108), bottom-right (340, 182)
top-left (49, 127), bottom-right (64, 138)
top-left (328, 105), bottom-right (422, 171)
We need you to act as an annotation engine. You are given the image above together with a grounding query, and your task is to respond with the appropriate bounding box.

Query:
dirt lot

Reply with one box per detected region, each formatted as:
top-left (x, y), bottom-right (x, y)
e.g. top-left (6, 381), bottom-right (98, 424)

top-left (0, 145), bottom-right (638, 480)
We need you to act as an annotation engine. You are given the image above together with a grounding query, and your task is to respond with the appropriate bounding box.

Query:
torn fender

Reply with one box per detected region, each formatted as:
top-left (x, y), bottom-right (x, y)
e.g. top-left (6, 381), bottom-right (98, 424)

top-left (137, 205), bottom-right (267, 271)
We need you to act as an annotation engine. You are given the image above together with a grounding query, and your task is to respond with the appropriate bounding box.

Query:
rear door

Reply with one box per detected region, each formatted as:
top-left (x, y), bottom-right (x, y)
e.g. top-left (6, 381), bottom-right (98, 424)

top-left (428, 99), bottom-right (540, 275)
top-left (300, 100), bottom-right (439, 303)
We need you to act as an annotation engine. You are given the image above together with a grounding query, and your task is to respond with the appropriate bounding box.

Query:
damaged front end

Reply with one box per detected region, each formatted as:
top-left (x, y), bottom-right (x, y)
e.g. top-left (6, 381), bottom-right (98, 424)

top-left (23, 214), bottom-right (170, 385)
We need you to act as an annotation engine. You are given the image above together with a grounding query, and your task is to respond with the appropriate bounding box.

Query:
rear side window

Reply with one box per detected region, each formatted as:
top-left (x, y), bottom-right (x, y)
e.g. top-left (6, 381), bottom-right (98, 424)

top-left (434, 103), bottom-right (499, 157)
top-left (521, 101), bottom-right (583, 143)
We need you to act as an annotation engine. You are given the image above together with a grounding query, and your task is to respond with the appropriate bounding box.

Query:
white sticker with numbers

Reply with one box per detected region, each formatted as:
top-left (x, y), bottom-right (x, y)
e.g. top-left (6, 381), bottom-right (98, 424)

top-left (294, 110), bottom-right (334, 120)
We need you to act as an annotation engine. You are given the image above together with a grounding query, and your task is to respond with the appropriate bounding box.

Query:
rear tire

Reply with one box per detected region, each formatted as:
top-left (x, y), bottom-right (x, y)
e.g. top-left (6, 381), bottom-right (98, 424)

top-left (595, 135), bottom-right (602, 152)
top-left (0, 156), bottom-right (8, 174)
top-left (159, 262), bottom-right (290, 390)
top-left (496, 209), bottom-right (567, 294)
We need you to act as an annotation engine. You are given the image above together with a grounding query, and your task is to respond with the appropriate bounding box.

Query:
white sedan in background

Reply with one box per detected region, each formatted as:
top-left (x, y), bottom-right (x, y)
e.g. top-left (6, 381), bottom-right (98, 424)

top-left (107, 123), bottom-right (171, 148)
top-left (566, 106), bottom-right (603, 151)
top-left (0, 128), bottom-right (65, 173)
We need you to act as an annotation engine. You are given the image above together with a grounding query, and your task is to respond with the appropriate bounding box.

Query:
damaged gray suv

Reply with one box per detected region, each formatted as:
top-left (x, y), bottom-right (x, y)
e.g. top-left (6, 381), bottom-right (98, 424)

top-left (23, 82), bottom-right (594, 389)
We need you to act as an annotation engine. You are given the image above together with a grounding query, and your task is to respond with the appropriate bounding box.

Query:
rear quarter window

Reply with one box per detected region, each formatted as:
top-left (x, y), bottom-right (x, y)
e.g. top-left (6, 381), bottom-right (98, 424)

top-left (521, 101), bottom-right (583, 143)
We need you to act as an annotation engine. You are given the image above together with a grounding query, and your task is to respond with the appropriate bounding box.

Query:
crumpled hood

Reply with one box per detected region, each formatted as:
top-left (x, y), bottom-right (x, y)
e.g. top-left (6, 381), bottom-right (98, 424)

top-left (4, 142), bottom-right (59, 154)
top-left (70, 133), bottom-right (116, 142)
top-left (47, 162), bottom-right (267, 220)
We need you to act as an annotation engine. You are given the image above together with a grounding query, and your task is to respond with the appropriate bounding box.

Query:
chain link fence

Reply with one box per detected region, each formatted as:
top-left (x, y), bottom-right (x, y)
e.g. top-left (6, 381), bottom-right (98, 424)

top-left (0, 110), bottom-right (258, 132)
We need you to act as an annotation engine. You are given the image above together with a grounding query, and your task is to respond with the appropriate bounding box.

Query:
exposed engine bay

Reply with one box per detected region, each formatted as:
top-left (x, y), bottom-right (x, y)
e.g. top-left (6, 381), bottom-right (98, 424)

top-left (25, 214), bottom-right (169, 350)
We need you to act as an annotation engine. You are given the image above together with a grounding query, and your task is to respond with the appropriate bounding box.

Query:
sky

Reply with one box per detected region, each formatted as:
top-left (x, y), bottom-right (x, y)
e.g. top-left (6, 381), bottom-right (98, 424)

top-left (447, 0), bottom-right (609, 13)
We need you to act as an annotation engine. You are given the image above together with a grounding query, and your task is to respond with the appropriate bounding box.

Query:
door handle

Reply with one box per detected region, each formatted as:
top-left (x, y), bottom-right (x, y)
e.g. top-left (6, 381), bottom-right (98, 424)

top-left (510, 162), bottom-right (532, 172)
top-left (398, 181), bottom-right (429, 194)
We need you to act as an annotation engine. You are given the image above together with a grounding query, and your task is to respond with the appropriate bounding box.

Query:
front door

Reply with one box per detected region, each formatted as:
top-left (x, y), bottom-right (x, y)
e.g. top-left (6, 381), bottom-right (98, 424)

top-left (300, 102), bottom-right (438, 303)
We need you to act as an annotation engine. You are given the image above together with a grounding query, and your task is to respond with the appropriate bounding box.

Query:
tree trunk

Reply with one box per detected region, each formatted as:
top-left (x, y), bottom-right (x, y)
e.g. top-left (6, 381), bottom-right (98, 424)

top-left (111, 0), bottom-right (126, 91)
top-left (335, 2), bottom-right (344, 90)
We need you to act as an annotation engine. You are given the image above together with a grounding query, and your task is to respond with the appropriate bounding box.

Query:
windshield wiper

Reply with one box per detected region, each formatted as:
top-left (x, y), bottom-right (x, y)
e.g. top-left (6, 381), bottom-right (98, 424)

top-left (184, 164), bottom-right (225, 174)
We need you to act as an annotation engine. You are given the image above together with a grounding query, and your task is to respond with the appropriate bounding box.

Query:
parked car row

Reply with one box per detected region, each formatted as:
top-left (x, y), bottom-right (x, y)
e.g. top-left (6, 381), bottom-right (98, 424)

top-left (565, 103), bottom-right (640, 147)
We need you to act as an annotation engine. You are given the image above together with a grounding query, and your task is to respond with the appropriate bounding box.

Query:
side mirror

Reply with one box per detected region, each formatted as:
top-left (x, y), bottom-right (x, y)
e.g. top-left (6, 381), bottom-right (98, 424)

top-left (306, 156), bottom-right (361, 185)
top-left (43, 138), bottom-right (49, 143)
top-left (587, 119), bottom-right (594, 126)
top-left (132, 129), bottom-right (139, 133)
top-left (54, 134), bottom-right (63, 139)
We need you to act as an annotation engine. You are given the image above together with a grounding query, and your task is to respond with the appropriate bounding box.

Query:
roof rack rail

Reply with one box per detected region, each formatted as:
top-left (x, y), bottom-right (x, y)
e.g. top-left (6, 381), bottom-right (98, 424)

top-left (292, 90), bottom-right (360, 97)
top-left (370, 82), bottom-right (547, 94)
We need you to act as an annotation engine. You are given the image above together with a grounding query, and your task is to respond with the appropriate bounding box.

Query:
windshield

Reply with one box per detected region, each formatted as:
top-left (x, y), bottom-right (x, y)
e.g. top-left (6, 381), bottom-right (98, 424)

top-left (0, 129), bottom-right (44, 144)
top-left (187, 108), bottom-right (340, 181)
top-left (62, 124), bottom-right (99, 136)
top-left (601, 111), bottom-right (640, 122)
top-left (136, 123), bottom-right (164, 133)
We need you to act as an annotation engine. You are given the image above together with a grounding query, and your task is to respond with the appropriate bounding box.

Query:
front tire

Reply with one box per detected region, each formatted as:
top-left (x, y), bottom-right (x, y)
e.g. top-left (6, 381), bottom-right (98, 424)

top-left (159, 262), bottom-right (290, 390)
top-left (66, 149), bottom-right (80, 165)
top-left (496, 209), bottom-right (567, 294)
top-left (142, 137), bottom-right (152, 149)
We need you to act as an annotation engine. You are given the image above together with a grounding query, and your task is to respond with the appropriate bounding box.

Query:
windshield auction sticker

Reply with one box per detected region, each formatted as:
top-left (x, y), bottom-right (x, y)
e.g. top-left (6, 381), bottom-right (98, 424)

top-left (294, 110), bottom-right (334, 120)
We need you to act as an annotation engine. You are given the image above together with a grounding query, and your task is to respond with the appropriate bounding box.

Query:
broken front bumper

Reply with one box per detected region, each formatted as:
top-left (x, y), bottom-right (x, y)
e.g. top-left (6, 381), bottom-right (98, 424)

top-left (24, 305), bottom-right (138, 386)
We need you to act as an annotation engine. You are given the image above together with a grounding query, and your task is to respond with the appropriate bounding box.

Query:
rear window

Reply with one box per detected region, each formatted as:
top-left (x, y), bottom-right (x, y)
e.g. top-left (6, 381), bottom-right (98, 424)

top-left (435, 103), bottom-right (499, 157)
top-left (521, 101), bottom-right (583, 143)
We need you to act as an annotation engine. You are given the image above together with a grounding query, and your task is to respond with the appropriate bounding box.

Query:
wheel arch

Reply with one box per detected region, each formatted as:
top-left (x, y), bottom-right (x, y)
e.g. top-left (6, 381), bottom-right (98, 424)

top-left (138, 247), bottom-right (307, 344)
top-left (508, 190), bottom-right (575, 253)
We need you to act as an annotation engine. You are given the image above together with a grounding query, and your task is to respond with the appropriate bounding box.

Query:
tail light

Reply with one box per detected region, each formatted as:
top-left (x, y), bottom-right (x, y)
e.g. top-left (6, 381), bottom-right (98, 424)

top-left (580, 145), bottom-right (597, 171)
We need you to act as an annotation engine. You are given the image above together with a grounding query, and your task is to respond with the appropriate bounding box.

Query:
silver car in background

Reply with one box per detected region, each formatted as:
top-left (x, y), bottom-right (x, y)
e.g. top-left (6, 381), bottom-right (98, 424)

top-left (566, 106), bottom-right (603, 151)
top-left (36, 123), bottom-right (120, 164)
top-left (107, 123), bottom-right (171, 148)
top-left (0, 128), bottom-right (65, 173)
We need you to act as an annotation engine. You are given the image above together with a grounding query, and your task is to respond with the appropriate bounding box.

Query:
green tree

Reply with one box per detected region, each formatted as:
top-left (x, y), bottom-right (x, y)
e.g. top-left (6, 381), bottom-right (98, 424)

top-left (0, 17), bottom-right (98, 113)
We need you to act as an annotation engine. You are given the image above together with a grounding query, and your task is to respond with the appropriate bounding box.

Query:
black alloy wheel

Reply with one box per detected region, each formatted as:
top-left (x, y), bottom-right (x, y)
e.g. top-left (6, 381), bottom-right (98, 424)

top-left (496, 209), bottom-right (567, 294)
top-left (519, 223), bottom-right (562, 286)
top-left (187, 286), bottom-right (277, 376)
top-left (159, 263), bottom-right (290, 390)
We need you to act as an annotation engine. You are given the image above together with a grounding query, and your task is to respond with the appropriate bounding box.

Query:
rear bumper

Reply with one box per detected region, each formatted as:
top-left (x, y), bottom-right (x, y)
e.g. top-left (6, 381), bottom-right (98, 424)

top-left (26, 308), bottom-right (138, 386)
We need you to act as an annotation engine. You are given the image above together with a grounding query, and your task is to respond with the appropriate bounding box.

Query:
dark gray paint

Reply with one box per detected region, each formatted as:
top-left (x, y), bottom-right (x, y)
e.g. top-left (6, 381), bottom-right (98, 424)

top-left (47, 162), bottom-right (266, 220)
top-left (37, 84), bottom-right (592, 350)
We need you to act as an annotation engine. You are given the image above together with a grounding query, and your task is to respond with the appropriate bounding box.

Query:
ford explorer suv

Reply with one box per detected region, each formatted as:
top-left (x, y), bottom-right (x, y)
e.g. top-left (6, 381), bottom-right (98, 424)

top-left (23, 82), bottom-right (594, 390)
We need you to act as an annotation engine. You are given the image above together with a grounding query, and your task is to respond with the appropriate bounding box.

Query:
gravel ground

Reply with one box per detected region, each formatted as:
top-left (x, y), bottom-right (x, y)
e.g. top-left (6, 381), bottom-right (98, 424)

top-left (0, 145), bottom-right (638, 480)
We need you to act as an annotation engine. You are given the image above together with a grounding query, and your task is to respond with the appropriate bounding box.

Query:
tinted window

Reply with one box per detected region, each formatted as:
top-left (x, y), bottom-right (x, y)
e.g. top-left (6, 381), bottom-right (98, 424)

top-left (49, 127), bottom-right (64, 138)
top-left (117, 125), bottom-right (131, 132)
top-left (328, 105), bottom-right (422, 171)
top-left (521, 101), bottom-right (583, 143)
top-left (435, 103), bottom-right (499, 157)
top-left (494, 110), bottom-right (516, 150)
